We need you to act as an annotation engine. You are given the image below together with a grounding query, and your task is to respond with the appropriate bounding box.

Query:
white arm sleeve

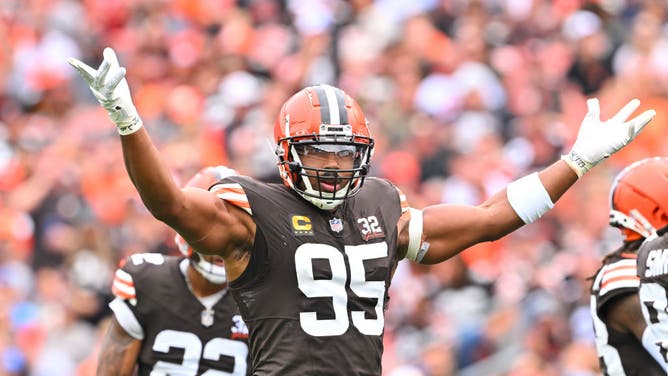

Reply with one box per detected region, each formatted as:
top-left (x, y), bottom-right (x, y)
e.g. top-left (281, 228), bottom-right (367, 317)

top-left (109, 297), bottom-right (145, 340)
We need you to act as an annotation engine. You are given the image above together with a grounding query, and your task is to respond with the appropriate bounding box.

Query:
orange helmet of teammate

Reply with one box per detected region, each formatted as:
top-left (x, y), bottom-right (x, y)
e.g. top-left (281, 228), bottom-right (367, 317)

top-left (274, 84), bottom-right (374, 210)
top-left (609, 157), bottom-right (668, 241)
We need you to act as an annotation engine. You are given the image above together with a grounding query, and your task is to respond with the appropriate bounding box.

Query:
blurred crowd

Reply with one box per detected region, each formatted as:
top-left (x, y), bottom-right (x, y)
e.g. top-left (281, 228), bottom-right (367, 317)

top-left (1, 0), bottom-right (668, 374)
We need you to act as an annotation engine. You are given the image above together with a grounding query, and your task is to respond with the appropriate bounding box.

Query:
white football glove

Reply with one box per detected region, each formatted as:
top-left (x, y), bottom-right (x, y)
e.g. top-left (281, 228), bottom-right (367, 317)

top-left (67, 48), bottom-right (142, 135)
top-left (562, 98), bottom-right (656, 177)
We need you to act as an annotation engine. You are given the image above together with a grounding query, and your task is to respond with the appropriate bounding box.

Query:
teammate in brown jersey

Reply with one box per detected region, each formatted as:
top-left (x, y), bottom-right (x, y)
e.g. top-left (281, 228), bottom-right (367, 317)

top-left (589, 158), bottom-right (668, 375)
top-left (97, 166), bottom-right (250, 375)
top-left (70, 48), bottom-right (655, 375)
top-left (630, 158), bottom-right (668, 372)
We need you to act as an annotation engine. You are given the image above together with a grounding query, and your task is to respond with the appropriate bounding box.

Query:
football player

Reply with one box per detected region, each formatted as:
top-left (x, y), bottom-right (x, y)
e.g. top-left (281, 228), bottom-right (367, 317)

top-left (631, 158), bottom-right (668, 371)
top-left (590, 158), bottom-right (667, 375)
top-left (97, 165), bottom-right (249, 376)
top-left (69, 48), bottom-right (655, 375)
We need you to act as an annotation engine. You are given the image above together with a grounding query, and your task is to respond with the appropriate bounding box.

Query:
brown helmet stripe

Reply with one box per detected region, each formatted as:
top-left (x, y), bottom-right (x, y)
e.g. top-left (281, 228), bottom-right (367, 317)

top-left (313, 85), bottom-right (331, 124)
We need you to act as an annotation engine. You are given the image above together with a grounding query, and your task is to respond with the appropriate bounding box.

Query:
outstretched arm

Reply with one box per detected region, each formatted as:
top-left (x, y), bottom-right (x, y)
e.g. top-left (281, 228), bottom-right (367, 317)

top-left (118, 127), bottom-right (219, 239)
top-left (416, 160), bottom-right (574, 263)
top-left (68, 48), bottom-right (253, 258)
top-left (400, 98), bottom-right (655, 264)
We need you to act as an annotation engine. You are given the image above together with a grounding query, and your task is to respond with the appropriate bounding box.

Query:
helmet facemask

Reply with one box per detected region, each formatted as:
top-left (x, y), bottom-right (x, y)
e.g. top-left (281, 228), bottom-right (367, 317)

top-left (609, 208), bottom-right (655, 240)
top-left (277, 129), bottom-right (373, 211)
top-left (274, 85), bottom-right (374, 210)
top-left (189, 253), bottom-right (227, 285)
top-left (175, 234), bottom-right (227, 284)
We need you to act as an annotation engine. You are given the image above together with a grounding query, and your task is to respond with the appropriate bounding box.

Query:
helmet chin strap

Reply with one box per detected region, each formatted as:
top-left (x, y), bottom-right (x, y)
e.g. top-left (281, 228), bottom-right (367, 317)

top-left (301, 191), bottom-right (343, 211)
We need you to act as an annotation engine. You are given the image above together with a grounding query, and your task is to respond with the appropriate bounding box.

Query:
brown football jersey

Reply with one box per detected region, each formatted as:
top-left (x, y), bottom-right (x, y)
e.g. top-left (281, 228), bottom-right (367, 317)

top-left (637, 228), bottom-right (668, 371)
top-left (110, 254), bottom-right (249, 375)
top-left (590, 252), bottom-right (665, 375)
top-left (216, 176), bottom-right (405, 375)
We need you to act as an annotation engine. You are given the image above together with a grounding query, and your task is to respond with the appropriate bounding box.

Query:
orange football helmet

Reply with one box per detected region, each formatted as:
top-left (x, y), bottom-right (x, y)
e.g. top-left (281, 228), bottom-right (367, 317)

top-left (274, 84), bottom-right (373, 210)
top-left (609, 157), bottom-right (668, 241)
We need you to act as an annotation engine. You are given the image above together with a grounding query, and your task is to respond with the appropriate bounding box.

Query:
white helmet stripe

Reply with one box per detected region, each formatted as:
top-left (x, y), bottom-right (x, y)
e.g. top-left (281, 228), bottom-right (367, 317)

top-left (322, 85), bottom-right (341, 125)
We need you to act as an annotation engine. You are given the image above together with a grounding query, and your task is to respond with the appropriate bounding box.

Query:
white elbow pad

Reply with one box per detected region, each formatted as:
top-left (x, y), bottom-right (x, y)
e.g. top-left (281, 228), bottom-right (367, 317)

top-left (406, 208), bottom-right (429, 263)
top-left (506, 172), bottom-right (554, 224)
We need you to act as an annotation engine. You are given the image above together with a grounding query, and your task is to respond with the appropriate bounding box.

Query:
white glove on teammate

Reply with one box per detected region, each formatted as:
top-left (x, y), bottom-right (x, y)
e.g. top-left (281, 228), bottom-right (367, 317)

top-left (67, 48), bottom-right (142, 135)
top-left (562, 98), bottom-right (656, 177)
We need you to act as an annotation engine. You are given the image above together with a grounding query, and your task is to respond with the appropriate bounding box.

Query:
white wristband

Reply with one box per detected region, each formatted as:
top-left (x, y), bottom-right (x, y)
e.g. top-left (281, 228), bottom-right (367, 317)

top-left (406, 208), bottom-right (428, 262)
top-left (115, 115), bottom-right (143, 136)
top-left (561, 150), bottom-right (594, 178)
top-left (506, 172), bottom-right (554, 224)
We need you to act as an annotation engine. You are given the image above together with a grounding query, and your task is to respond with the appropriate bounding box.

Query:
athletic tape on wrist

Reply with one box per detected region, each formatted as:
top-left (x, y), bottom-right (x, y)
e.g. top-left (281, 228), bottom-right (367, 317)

top-left (117, 116), bottom-right (143, 136)
top-left (560, 150), bottom-right (594, 178)
top-left (406, 208), bottom-right (425, 262)
top-left (506, 172), bottom-right (554, 224)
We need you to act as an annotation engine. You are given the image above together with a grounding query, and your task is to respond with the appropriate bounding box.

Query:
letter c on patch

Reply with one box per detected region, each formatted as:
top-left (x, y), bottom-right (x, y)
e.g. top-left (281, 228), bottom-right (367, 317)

top-left (292, 216), bottom-right (312, 231)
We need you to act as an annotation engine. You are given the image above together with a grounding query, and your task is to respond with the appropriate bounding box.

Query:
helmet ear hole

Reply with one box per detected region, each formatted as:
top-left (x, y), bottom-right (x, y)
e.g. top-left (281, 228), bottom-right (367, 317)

top-left (656, 209), bottom-right (668, 224)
